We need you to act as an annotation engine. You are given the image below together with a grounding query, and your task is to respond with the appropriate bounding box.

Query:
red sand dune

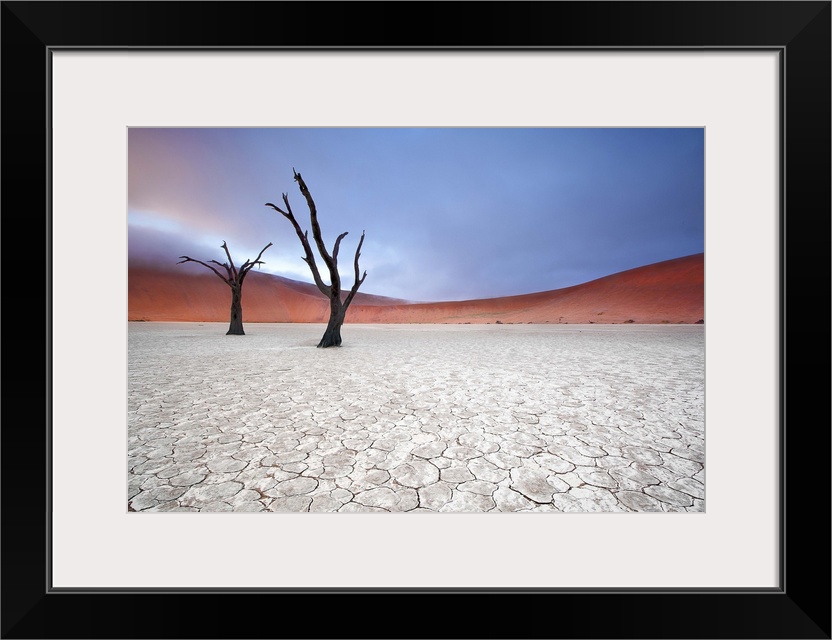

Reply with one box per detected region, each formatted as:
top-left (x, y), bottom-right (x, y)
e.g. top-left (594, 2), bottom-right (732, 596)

top-left (128, 253), bottom-right (704, 325)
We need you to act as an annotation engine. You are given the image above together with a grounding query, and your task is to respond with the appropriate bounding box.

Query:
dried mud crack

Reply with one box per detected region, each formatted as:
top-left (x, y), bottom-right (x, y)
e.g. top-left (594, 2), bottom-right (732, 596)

top-left (128, 323), bottom-right (704, 513)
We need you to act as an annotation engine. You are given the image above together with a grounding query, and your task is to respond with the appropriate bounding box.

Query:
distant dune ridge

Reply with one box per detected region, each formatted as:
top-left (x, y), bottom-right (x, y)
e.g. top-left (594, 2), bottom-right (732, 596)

top-left (128, 253), bottom-right (704, 324)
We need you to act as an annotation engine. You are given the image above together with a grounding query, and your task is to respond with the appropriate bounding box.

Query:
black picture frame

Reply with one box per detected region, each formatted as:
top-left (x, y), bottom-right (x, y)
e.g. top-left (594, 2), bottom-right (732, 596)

top-left (2, 2), bottom-right (829, 638)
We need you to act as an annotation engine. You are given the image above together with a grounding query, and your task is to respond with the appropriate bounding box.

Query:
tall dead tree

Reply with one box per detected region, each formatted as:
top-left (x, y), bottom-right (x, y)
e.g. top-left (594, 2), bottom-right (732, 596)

top-left (266, 170), bottom-right (367, 348)
top-left (177, 241), bottom-right (272, 335)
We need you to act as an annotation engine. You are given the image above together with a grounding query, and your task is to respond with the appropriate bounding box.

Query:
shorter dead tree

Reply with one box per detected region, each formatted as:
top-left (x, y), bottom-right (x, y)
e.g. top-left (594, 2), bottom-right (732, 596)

top-left (266, 169), bottom-right (367, 348)
top-left (177, 241), bottom-right (272, 335)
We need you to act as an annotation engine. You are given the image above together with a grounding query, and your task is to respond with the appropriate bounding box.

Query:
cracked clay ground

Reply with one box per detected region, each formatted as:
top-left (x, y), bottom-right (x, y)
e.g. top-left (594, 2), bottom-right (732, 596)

top-left (128, 323), bottom-right (704, 513)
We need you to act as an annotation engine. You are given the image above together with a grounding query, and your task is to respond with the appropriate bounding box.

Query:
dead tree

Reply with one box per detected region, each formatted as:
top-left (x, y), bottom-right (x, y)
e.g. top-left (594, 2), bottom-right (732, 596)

top-left (177, 241), bottom-right (272, 335)
top-left (266, 170), bottom-right (367, 348)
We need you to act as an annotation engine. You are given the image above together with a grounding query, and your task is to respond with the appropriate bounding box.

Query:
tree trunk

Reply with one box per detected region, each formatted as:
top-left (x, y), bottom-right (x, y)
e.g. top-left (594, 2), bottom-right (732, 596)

top-left (266, 172), bottom-right (366, 347)
top-left (179, 242), bottom-right (271, 336)
top-left (227, 286), bottom-right (244, 335)
top-left (318, 300), bottom-right (346, 348)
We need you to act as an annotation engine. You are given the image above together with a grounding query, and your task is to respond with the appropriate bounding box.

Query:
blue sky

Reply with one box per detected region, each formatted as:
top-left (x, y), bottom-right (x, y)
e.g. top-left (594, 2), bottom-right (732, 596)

top-left (128, 128), bottom-right (704, 302)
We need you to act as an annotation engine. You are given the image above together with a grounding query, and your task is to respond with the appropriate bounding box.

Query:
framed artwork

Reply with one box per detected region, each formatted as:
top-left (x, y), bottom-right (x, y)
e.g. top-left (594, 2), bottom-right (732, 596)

top-left (126, 125), bottom-right (706, 515)
top-left (3, 2), bottom-right (829, 638)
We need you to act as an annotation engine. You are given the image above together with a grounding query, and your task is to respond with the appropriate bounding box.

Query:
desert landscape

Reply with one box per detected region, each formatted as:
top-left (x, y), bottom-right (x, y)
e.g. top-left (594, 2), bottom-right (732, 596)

top-left (129, 253), bottom-right (704, 326)
top-left (127, 127), bottom-right (705, 514)
top-left (128, 255), bottom-right (705, 513)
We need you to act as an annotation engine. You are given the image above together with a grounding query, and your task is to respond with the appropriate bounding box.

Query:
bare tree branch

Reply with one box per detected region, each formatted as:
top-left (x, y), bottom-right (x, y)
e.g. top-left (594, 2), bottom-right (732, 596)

top-left (239, 242), bottom-right (273, 282)
top-left (332, 231), bottom-right (349, 263)
top-left (177, 256), bottom-right (232, 287)
top-left (221, 241), bottom-right (238, 280)
top-left (208, 259), bottom-right (233, 280)
top-left (344, 230), bottom-right (368, 309)
top-left (264, 201), bottom-right (289, 216)
top-left (255, 241), bottom-right (275, 263)
top-left (265, 201), bottom-right (331, 297)
top-left (293, 170), bottom-right (338, 278)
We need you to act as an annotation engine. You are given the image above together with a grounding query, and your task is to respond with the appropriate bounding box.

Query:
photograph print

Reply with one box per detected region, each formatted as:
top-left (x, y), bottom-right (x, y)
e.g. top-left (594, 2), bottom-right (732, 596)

top-left (127, 127), bottom-right (705, 514)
